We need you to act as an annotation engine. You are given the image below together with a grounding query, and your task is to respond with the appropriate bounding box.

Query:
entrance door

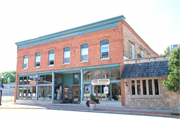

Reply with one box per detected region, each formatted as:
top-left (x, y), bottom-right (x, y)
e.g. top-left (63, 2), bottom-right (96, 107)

top-left (63, 86), bottom-right (69, 103)
top-left (73, 86), bottom-right (79, 103)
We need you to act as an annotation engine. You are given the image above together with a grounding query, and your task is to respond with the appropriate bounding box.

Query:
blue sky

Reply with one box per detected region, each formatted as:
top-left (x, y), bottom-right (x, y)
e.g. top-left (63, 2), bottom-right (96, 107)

top-left (0, 0), bottom-right (179, 72)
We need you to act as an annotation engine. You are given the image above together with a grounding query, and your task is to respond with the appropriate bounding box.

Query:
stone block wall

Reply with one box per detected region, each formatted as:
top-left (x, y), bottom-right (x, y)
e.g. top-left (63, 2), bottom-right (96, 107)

top-left (125, 78), bottom-right (180, 110)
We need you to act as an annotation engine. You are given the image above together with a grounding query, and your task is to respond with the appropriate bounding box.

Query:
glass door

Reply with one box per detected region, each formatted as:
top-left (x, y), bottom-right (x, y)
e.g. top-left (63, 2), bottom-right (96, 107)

top-left (63, 86), bottom-right (69, 103)
top-left (73, 86), bottom-right (79, 103)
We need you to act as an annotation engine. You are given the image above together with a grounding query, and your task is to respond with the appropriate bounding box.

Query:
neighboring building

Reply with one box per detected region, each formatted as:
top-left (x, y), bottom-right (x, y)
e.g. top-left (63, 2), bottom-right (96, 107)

top-left (2, 83), bottom-right (15, 96)
top-left (15, 15), bottom-right (168, 108)
top-left (170, 44), bottom-right (180, 51)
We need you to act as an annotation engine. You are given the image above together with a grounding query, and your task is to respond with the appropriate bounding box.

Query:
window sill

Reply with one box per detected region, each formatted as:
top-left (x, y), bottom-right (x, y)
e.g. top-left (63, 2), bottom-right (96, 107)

top-left (130, 95), bottom-right (161, 99)
top-left (35, 66), bottom-right (40, 68)
top-left (80, 61), bottom-right (89, 63)
top-left (100, 58), bottom-right (110, 60)
top-left (22, 68), bottom-right (28, 70)
top-left (48, 65), bottom-right (54, 67)
top-left (62, 63), bottom-right (70, 65)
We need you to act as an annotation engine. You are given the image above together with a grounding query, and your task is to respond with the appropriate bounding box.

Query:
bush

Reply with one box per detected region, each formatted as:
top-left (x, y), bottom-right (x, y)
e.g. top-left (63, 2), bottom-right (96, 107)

top-left (90, 93), bottom-right (94, 100)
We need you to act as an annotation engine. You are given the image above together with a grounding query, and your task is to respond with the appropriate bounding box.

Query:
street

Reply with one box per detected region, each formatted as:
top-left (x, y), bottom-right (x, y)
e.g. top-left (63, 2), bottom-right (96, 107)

top-left (0, 109), bottom-right (176, 120)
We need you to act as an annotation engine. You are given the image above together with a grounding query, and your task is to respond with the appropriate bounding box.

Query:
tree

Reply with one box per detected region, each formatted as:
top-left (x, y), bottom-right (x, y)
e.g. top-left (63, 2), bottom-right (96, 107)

top-left (164, 46), bottom-right (170, 55)
top-left (0, 70), bottom-right (16, 85)
top-left (162, 45), bottom-right (180, 93)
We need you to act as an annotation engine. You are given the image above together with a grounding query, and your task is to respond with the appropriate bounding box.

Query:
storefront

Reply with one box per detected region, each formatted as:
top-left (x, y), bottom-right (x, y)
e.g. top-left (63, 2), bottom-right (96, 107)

top-left (16, 64), bottom-right (122, 106)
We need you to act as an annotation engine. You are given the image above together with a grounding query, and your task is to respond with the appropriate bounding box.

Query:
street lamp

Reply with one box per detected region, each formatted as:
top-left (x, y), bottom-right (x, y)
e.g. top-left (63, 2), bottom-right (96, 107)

top-left (0, 73), bottom-right (4, 105)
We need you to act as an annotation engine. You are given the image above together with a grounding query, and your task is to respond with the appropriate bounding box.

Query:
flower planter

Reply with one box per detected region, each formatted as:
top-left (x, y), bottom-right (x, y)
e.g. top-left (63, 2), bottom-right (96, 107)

top-left (89, 104), bottom-right (96, 110)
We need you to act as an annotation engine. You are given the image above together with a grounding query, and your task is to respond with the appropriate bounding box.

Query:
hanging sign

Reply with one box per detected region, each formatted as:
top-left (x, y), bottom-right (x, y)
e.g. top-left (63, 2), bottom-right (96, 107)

top-left (29, 80), bottom-right (37, 85)
top-left (91, 79), bottom-right (110, 85)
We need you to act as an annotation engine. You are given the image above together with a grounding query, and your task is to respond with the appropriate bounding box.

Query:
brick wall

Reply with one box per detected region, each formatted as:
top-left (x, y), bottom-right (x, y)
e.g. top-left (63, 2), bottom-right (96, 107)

top-left (122, 21), bottom-right (158, 59)
top-left (16, 22), bottom-right (124, 74)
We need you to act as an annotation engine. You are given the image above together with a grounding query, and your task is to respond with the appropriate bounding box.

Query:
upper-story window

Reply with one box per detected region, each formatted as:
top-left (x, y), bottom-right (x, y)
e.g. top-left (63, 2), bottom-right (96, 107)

top-left (64, 47), bottom-right (70, 64)
top-left (81, 44), bottom-right (88, 62)
top-left (132, 44), bottom-right (135, 59)
top-left (101, 40), bottom-right (109, 59)
top-left (23, 55), bottom-right (28, 69)
top-left (35, 52), bottom-right (41, 67)
top-left (48, 50), bottom-right (54, 66)
top-left (141, 50), bottom-right (144, 58)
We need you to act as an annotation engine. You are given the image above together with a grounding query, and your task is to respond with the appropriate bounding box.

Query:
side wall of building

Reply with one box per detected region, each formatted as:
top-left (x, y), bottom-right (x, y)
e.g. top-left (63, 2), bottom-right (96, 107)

top-left (125, 78), bottom-right (180, 110)
top-left (122, 21), bottom-right (158, 59)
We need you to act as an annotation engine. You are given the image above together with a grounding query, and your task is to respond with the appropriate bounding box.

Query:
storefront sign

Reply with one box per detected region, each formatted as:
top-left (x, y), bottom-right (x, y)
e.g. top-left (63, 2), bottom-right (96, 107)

top-left (91, 79), bottom-right (110, 85)
top-left (29, 80), bottom-right (37, 85)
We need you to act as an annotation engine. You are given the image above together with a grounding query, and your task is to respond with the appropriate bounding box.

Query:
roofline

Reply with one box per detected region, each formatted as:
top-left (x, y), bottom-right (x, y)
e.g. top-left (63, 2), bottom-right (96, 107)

top-left (15, 15), bottom-right (125, 48)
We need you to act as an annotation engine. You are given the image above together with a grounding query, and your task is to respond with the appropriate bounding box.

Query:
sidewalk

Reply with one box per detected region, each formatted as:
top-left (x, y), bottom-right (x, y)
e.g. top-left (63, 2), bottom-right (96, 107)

top-left (0, 102), bottom-right (179, 118)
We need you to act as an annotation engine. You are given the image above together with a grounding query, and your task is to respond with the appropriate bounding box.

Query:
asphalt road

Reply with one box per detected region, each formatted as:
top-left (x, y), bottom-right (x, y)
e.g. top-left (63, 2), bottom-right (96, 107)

top-left (0, 109), bottom-right (176, 120)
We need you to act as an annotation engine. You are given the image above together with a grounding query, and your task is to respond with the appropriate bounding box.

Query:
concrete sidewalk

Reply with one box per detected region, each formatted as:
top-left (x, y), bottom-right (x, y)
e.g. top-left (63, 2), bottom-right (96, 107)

top-left (0, 102), bottom-right (179, 118)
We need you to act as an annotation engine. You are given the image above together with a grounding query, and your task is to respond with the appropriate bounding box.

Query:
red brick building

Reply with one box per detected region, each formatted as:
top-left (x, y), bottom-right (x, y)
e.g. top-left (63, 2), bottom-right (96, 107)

top-left (15, 15), bottom-right (159, 107)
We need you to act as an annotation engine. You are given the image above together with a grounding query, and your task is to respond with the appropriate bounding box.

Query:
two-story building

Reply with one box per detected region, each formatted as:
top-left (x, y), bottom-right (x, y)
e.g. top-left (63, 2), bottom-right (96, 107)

top-left (15, 15), bottom-right (160, 107)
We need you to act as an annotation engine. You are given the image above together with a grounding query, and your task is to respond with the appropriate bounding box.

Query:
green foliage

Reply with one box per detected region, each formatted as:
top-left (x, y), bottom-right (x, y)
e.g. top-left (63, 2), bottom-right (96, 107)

top-left (0, 70), bottom-right (16, 85)
top-left (162, 45), bottom-right (180, 93)
top-left (90, 93), bottom-right (94, 100)
top-left (164, 46), bottom-right (170, 55)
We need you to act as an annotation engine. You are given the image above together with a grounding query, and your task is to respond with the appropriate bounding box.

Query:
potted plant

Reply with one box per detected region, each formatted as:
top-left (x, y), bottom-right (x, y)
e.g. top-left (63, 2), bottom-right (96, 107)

top-left (85, 93), bottom-right (100, 110)
top-left (89, 101), bottom-right (97, 110)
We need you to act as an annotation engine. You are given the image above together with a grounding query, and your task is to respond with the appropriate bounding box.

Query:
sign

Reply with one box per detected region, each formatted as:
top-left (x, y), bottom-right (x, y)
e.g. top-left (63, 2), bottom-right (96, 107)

top-left (85, 86), bottom-right (90, 93)
top-left (103, 87), bottom-right (108, 94)
top-left (29, 80), bottom-right (37, 85)
top-left (91, 79), bottom-right (110, 85)
top-left (1, 85), bottom-right (4, 90)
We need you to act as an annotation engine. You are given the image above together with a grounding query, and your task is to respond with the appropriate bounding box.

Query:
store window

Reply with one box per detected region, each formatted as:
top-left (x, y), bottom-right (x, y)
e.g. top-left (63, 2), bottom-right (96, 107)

top-left (49, 50), bottom-right (54, 66)
top-left (111, 69), bottom-right (120, 80)
top-left (35, 52), bottom-right (41, 67)
top-left (83, 84), bottom-right (91, 100)
top-left (73, 74), bottom-right (79, 84)
top-left (38, 86), bottom-right (44, 99)
top-left (83, 71), bottom-right (91, 82)
top-left (27, 75), bottom-right (37, 85)
top-left (154, 79), bottom-right (159, 95)
top-left (81, 44), bottom-right (88, 62)
top-left (143, 80), bottom-right (147, 95)
top-left (102, 85), bottom-right (110, 100)
top-left (39, 75), bottom-right (52, 84)
top-left (101, 69), bottom-right (110, 79)
top-left (112, 83), bottom-right (121, 100)
top-left (93, 85), bottom-right (100, 100)
top-left (23, 87), bottom-right (27, 99)
top-left (148, 79), bottom-right (153, 95)
top-left (44, 86), bottom-right (52, 100)
top-left (19, 87), bottom-right (23, 99)
top-left (64, 47), bottom-right (70, 64)
top-left (92, 70), bottom-right (100, 79)
top-left (137, 80), bottom-right (141, 95)
top-left (23, 55), bottom-right (28, 69)
top-left (101, 40), bottom-right (109, 59)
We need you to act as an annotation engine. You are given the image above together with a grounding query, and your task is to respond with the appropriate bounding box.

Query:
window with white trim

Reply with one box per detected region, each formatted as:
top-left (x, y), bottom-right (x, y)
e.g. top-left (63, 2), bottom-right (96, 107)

top-left (35, 52), bottom-right (41, 67)
top-left (64, 47), bottom-right (70, 64)
top-left (141, 50), bottom-right (144, 58)
top-left (131, 79), bottom-right (159, 96)
top-left (101, 40), bottom-right (109, 59)
top-left (132, 44), bottom-right (135, 59)
top-left (81, 44), bottom-right (88, 62)
top-left (23, 55), bottom-right (28, 69)
top-left (48, 50), bottom-right (54, 66)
